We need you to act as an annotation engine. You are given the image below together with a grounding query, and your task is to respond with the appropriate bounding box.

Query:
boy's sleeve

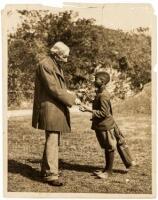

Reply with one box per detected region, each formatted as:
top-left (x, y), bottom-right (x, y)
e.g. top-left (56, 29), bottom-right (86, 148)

top-left (92, 95), bottom-right (111, 118)
top-left (39, 64), bottom-right (76, 107)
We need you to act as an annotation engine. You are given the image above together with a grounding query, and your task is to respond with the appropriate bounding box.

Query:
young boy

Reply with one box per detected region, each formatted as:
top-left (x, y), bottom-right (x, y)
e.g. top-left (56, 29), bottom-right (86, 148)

top-left (79, 71), bottom-right (135, 179)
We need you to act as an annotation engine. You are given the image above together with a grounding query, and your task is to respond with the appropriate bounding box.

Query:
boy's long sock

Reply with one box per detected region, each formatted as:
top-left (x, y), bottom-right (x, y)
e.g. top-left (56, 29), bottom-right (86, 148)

top-left (104, 150), bottom-right (109, 171)
top-left (105, 150), bottom-right (114, 173)
top-left (95, 150), bottom-right (114, 179)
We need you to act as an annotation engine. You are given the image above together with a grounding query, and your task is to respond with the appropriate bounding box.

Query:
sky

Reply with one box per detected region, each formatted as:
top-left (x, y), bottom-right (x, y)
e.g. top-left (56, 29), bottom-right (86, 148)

top-left (6, 3), bottom-right (154, 33)
top-left (64, 3), bottom-right (154, 31)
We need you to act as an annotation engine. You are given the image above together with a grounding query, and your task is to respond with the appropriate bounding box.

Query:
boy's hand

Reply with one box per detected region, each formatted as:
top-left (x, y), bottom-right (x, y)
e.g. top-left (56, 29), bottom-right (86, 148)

top-left (79, 105), bottom-right (86, 112)
top-left (79, 105), bottom-right (91, 112)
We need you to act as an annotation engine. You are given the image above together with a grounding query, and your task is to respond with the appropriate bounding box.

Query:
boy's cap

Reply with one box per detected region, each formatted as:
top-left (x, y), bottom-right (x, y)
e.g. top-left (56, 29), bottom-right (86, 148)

top-left (50, 41), bottom-right (70, 58)
top-left (95, 71), bottom-right (110, 85)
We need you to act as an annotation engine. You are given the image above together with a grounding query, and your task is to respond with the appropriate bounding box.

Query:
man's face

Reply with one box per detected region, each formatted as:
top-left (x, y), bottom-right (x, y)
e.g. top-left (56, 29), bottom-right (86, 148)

top-left (59, 54), bottom-right (69, 63)
top-left (53, 52), bottom-right (69, 63)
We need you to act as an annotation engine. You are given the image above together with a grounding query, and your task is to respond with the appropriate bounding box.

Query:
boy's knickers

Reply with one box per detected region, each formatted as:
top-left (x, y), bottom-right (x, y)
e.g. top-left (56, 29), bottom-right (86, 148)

top-left (95, 129), bottom-right (117, 151)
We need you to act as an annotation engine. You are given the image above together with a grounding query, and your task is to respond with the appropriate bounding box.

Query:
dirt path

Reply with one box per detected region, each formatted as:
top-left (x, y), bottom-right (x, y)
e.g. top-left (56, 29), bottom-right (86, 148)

top-left (8, 106), bottom-right (80, 118)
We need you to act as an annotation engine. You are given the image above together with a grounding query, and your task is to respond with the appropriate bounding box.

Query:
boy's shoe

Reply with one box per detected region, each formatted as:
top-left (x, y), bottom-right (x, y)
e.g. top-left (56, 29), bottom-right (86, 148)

top-left (93, 170), bottom-right (104, 176)
top-left (96, 171), bottom-right (112, 179)
top-left (125, 161), bottom-right (138, 172)
top-left (92, 167), bottom-right (109, 176)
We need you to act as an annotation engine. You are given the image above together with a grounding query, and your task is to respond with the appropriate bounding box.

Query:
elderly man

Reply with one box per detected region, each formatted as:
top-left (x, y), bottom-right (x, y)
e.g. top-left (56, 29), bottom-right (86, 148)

top-left (32, 41), bottom-right (80, 186)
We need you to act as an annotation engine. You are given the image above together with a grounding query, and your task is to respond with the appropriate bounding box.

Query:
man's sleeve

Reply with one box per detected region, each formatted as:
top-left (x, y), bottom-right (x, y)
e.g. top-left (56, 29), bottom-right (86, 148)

top-left (39, 64), bottom-right (76, 107)
top-left (92, 95), bottom-right (111, 118)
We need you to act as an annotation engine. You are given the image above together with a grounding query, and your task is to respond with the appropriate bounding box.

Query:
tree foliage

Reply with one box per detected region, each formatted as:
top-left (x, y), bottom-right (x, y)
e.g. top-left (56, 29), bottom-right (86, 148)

top-left (8, 10), bottom-right (151, 107)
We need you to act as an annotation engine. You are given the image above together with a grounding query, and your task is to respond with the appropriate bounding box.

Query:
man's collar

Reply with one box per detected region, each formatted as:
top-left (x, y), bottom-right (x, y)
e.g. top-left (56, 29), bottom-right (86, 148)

top-left (52, 57), bottom-right (65, 80)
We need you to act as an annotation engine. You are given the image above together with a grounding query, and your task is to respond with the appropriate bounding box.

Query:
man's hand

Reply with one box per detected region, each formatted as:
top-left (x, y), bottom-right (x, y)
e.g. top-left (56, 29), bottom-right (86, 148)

top-left (67, 90), bottom-right (75, 95)
top-left (67, 90), bottom-right (81, 105)
top-left (75, 98), bottom-right (81, 105)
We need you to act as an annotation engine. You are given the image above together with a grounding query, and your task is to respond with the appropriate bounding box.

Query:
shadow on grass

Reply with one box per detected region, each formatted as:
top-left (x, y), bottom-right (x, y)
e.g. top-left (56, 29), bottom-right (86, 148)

top-left (59, 160), bottom-right (101, 173)
top-left (113, 169), bottom-right (128, 174)
top-left (59, 160), bottom-right (128, 174)
top-left (26, 159), bottom-right (128, 174)
top-left (8, 159), bottom-right (42, 183)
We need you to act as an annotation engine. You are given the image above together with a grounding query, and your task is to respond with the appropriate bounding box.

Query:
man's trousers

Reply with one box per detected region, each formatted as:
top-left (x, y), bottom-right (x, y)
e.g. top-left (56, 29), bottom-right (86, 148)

top-left (41, 131), bottom-right (60, 181)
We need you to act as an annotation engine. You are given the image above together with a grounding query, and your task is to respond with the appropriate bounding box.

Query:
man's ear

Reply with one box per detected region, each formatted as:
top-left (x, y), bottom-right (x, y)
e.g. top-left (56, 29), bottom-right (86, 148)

top-left (101, 79), bottom-right (104, 85)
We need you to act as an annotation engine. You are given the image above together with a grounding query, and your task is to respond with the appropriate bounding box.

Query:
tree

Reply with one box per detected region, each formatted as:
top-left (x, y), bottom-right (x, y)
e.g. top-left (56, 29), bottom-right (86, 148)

top-left (8, 10), bottom-right (151, 107)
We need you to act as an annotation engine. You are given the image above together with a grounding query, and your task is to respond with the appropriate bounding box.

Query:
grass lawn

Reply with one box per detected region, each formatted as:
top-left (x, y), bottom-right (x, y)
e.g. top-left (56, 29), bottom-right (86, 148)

top-left (7, 112), bottom-right (152, 195)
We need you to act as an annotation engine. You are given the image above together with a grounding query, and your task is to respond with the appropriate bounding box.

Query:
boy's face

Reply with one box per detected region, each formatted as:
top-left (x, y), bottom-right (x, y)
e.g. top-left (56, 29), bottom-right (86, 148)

top-left (94, 77), bottom-right (103, 88)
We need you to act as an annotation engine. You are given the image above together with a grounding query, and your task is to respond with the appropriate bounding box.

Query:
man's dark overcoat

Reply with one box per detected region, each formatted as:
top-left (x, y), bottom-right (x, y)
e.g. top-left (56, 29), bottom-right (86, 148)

top-left (32, 56), bottom-right (75, 133)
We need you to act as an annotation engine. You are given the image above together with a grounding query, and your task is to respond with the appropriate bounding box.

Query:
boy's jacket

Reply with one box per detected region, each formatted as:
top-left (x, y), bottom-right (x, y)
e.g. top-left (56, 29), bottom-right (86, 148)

top-left (91, 89), bottom-right (115, 131)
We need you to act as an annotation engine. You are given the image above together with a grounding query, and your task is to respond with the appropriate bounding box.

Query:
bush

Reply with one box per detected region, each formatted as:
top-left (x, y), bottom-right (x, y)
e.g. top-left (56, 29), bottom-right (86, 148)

top-left (113, 82), bottom-right (151, 115)
top-left (8, 10), bottom-right (151, 108)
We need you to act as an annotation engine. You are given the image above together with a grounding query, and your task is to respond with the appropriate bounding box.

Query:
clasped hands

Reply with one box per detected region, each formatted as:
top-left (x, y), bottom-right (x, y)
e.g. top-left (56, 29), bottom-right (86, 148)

top-left (79, 104), bottom-right (92, 113)
top-left (67, 90), bottom-right (91, 112)
top-left (67, 90), bottom-right (81, 105)
top-left (75, 98), bottom-right (91, 113)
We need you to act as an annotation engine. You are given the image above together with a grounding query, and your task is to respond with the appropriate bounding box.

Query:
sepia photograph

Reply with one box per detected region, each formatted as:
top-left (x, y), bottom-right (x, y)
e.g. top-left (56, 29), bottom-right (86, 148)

top-left (2, 2), bottom-right (156, 198)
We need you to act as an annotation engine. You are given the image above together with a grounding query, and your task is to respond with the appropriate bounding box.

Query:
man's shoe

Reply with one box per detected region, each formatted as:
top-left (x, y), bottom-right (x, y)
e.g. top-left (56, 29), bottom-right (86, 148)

top-left (41, 171), bottom-right (62, 178)
top-left (46, 179), bottom-right (63, 186)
